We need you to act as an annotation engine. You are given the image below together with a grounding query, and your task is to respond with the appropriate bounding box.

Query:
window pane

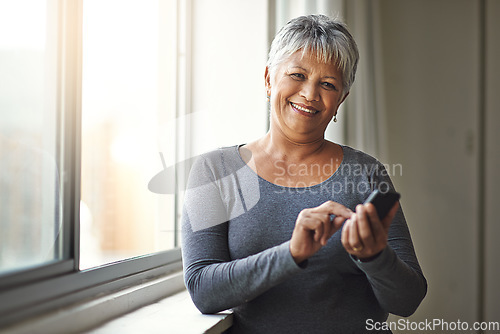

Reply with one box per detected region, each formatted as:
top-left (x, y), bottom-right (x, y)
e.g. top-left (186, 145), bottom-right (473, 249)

top-left (0, 0), bottom-right (62, 274)
top-left (80, 0), bottom-right (177, 269)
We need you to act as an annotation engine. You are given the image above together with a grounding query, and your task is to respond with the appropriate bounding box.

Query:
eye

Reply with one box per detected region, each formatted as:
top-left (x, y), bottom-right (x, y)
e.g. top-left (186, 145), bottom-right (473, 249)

top-left (322, 82), bottom-right (337, 91)
top-left (290, 73), bottom-right (305, 80)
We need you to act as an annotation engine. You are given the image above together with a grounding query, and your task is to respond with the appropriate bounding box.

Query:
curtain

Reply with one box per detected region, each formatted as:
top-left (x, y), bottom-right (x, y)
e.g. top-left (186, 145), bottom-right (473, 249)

top-left (344, 0), bottom-right (388, 161)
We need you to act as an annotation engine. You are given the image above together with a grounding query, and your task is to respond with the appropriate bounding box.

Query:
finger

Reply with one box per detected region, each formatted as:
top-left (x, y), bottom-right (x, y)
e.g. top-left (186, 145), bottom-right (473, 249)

top-left (315, 201), bottom-right (353, 219)
top-left (322, 213), bottom-right (348, 243)
top-left (348, 214), bottom-right (364, 251)
top-left (356, 204), bottom-right (375, 246)
top-left (333, 215), bottom-right (348, 230)
top-left (381, 201), bottom-right (400, 231)
top-left (341, 218), bottom-right (350, 247)
top-left (321, 214), bottom-right (333, 245)
top-left (296, 211), bottom-right (323, 242)
top-left (307, 218), bottom-right (324, 243)
top-left (364, 203), bottom-right (379, 226)
top-left (365, 203), bottom-right (385, 244)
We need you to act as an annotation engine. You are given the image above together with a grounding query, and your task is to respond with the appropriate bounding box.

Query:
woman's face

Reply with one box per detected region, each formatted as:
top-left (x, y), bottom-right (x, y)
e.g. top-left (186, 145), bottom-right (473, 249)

top-left (266, 51), bottom-right (347, 143)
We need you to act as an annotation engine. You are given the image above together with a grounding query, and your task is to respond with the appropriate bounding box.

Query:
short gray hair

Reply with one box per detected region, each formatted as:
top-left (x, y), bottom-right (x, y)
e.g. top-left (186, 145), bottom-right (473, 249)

top-left (267, 14), bottom-right (359, 95)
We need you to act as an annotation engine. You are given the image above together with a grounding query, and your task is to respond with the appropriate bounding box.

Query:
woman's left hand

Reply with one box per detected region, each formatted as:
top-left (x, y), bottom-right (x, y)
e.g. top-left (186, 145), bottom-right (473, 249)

top-left (341, 201), bottom-right (399, 261)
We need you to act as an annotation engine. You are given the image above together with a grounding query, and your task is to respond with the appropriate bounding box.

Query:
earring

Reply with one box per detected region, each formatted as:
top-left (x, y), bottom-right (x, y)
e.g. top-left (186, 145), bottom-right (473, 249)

top-left (334, 115), bottom-right (337, 122)
top-left (267, 95), bottom-right (270, 102)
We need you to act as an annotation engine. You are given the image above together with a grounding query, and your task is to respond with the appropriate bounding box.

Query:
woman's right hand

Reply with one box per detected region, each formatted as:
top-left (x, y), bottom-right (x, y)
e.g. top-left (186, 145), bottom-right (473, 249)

top-left (290, 201), bottom-right (353, 264)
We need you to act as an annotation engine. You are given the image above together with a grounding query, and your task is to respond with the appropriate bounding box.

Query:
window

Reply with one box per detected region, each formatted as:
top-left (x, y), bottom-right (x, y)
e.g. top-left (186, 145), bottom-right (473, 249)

top-left (80, 0), bottom-right (179, 269)
top-left (0, 0), bottom-right (270, 329)
top-left (0, 0), bottom-right (61, 275)
top-left (0, 0), bottom-right (182, 327)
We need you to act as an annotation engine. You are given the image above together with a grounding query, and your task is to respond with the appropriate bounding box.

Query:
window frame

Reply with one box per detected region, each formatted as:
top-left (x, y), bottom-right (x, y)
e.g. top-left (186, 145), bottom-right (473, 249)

top-left (0, 0), bottom-right (185, 329)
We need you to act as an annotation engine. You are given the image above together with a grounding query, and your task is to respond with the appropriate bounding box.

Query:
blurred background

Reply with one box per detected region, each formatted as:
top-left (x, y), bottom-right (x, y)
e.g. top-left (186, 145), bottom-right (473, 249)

top-left (0, 0), bottom-right (498, 333)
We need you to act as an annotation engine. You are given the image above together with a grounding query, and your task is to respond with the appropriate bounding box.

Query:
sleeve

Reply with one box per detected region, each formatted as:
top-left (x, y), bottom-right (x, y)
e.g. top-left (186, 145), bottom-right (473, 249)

top-left (181, 154), bottom-right (303, 314)
top-left (352, 161), bottom-right (427, 317)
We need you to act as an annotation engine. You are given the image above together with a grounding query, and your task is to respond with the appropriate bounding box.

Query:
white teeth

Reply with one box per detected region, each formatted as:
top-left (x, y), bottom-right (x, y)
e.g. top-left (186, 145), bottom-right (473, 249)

top-left (291, 102), bottom-right (317, 114)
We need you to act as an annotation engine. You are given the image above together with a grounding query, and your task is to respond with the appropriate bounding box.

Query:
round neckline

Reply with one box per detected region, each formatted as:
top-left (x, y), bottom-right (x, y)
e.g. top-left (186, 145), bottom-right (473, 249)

top-left (234, 143), bottom-right (346, 190)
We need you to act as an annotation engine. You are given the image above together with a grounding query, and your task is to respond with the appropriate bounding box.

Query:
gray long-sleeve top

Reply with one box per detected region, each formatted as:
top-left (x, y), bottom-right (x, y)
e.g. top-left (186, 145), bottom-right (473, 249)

top-left (181, 145), bottom-right (427, 334)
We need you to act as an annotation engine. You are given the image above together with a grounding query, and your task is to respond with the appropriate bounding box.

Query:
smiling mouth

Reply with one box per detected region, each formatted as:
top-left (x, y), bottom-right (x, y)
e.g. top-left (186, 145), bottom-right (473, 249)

top-left (290, 102), bottom-right (318, 114)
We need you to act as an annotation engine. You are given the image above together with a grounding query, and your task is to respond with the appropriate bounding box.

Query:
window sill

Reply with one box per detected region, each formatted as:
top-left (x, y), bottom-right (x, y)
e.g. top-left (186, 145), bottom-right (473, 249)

top-left (88, 290), bottom-right (233, 334)
top-left (2, 271), bottom-right (233, 334)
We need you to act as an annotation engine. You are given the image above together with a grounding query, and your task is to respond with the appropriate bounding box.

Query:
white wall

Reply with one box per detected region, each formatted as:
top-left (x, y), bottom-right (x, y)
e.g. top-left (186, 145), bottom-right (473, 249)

top-left (378, 0), bottom-right (499, 331)
top-left (190, 0), bottom-right (269, 157)
top-left (484, 0), bottom-right (500, 326)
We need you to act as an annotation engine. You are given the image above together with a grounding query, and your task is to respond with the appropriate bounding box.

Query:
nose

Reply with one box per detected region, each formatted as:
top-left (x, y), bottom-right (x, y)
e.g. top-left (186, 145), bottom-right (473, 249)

top-left (300, 81), bottom-right (319, 102)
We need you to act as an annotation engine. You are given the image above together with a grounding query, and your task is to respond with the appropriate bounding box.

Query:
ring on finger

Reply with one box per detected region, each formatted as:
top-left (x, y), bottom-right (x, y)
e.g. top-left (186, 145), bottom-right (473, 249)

top-left (352, 245), bottom-right (363, 252)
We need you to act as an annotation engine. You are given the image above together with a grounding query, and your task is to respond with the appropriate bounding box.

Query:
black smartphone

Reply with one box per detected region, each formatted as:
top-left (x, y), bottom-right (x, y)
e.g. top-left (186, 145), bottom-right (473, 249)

top-left (363, 189), bottom-right (401, 220)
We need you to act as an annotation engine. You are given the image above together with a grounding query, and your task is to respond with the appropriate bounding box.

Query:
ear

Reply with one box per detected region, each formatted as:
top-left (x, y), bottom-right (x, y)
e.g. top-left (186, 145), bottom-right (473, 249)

top-left (339, 91), bottom-right (349, 105)
top-left (264, 66), bottom-right (271, 96)
top-left (334, 92), bottom-right (350, 118)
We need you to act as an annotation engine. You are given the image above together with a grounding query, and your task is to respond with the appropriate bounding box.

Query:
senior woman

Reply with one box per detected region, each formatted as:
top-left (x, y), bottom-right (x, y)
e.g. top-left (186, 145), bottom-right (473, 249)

top-left (181, 14), bottom-right (426, 333)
